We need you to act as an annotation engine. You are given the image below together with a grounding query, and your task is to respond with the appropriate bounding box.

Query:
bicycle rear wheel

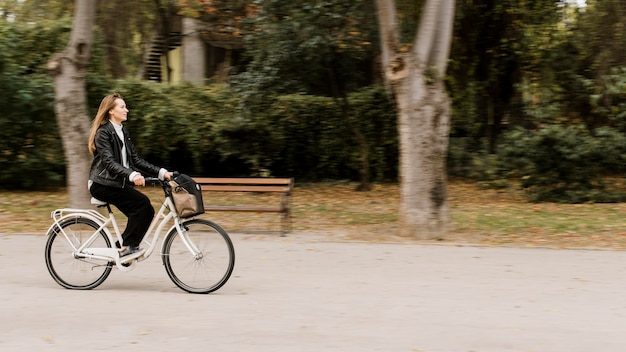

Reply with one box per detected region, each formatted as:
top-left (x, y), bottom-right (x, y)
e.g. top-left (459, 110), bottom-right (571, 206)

top-left (45, 217), bottom-right (112, 290)
top-left (162, 219), bottom-right (235, 294)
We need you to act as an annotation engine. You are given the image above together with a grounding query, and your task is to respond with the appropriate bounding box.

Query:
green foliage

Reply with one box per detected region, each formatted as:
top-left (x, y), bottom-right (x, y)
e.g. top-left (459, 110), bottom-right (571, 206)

top-left (243, 86), bottom-right (397, 180)
top-left (447, 137), bottom-right (511, 188)
top-left (445, 0), bottom-right (626, 203)
top-left (177, 0), bottom-right (251, 21)
top-left (4, 0), bottom-right (162, 80)
top-left (101, 81), bottom-right (396, 181)
top-left (231, 0), bottom-right (380, 187)
top-left (0, 0), bottom-right (74, 23)
top-left (450, 123), bottom-right (626, 203)
top-left (11, 0), bottom-right (626, 203)
top-left (111, 81), bottom-right (232, 175)
top-left (590, 67), bottom-right (626, 132)
top-left (0, 18), bottom-right (114, 189)
top-left (233, 0), bottom-right (376, 100)
top-left (0, 21), bottom-right (70, 189)
top-left (448, 0), bottom-right (568, 149)
top-left (348, 87), bottom-right (398, 181)
top-left (499, 125), bottom-right (626, 203)
top-left (576, 0), bottom-right (626, 80)
top-left (95, 0), bottom-right (160, 79)
top-left (0, 74), bottom-right (61, 188)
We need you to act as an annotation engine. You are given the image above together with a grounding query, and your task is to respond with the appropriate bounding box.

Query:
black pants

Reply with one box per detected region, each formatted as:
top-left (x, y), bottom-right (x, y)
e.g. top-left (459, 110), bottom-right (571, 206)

top-left (90, 182), bottom-right (154, 247)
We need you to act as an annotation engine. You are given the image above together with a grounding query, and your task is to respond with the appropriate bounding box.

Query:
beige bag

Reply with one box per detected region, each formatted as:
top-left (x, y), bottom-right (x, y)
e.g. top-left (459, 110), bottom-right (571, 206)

top-left (168, 174), bottom-right (205, 218)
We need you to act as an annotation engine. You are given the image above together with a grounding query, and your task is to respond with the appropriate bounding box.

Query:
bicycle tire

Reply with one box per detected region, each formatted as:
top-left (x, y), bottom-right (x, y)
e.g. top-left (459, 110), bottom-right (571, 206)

top-left (44, 217), bottom-right (112, 290)
top-left (162, 219), bottom-right (235, 294)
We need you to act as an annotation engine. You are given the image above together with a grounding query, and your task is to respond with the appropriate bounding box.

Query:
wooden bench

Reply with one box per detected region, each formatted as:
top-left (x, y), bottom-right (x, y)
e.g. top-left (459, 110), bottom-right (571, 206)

top-left (193, 177), bottom-right (294, 235)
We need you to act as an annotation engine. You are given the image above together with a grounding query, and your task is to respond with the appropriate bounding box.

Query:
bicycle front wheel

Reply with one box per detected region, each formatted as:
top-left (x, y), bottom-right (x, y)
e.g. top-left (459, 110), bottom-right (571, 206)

top-left (162, 219), bottom-right (235, 294)
top-left (45, 217), bottom-right (112, 290)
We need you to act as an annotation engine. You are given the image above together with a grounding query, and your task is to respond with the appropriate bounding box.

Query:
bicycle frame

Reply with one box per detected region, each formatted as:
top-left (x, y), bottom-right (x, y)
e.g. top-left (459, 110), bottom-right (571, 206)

top-left (47, 191), bottom-right (188, 272)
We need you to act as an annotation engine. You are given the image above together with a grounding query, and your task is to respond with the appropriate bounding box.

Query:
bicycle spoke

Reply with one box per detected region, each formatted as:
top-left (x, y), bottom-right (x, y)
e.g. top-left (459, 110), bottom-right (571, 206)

top-left (45, 218), bottom-right (112, 290)
top-left (162, 219), bottom-right (235, 294)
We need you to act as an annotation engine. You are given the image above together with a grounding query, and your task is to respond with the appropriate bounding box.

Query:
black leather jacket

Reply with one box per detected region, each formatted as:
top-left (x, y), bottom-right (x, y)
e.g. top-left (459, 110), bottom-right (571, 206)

top-left (89, 121), bottom-right (161, 188)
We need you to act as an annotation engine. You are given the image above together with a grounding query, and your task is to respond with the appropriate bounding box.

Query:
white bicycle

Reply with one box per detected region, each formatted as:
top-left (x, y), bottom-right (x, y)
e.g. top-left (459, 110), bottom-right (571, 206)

top-left (44, 177), bottom-right (235, 294)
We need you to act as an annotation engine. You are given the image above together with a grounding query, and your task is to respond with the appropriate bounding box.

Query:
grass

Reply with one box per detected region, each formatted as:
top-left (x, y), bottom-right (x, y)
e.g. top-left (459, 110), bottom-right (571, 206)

top-left (3, 180), bottom-right (626, 249)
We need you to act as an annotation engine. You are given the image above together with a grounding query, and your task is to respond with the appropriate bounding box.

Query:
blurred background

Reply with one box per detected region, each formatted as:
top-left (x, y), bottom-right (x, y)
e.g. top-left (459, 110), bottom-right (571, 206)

top-left (2, 0), bottom-right (626, 203)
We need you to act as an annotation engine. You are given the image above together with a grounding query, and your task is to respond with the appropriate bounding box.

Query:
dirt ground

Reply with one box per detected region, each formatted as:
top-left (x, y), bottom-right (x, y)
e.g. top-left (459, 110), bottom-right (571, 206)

top-left (4, 180), bottom-right (626, 250)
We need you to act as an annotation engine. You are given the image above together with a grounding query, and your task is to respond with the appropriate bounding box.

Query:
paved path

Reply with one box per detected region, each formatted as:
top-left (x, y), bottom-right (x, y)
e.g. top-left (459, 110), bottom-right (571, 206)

top-left (1, 232), bottom-right (626, 351)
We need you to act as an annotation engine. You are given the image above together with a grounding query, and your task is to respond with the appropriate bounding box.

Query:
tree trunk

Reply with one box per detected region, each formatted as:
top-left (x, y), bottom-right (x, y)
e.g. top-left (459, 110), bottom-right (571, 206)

top-left (47, 0), bottom-right (97, 208)
top-left (395, 59), bottom-right (451, 238)
top-left (182, 17), bottom-right (206, 85)
top-left (376, 0), bottom-right (455, 239)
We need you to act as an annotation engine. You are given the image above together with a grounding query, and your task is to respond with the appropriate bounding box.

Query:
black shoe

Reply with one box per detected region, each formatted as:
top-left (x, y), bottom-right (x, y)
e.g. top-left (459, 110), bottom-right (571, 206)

top-left (119, 246), bottom-right (142, 257)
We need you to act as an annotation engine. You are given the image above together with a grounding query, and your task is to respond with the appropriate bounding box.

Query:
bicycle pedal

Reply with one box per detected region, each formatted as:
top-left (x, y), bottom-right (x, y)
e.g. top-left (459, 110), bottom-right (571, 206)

top-left (119, 250), bottom-right (145, 263)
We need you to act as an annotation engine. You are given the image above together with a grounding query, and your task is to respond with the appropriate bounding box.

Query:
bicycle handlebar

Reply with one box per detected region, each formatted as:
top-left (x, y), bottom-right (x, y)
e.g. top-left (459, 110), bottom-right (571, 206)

top-left (144, 177), bottom-right (163, 185)
top-left (145, 171), bottom-right (180, 187)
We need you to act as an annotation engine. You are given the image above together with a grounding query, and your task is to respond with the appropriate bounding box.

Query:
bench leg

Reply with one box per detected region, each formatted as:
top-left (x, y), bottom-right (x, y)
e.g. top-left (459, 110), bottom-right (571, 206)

top-left (280, 211), bottom-right (291, 236)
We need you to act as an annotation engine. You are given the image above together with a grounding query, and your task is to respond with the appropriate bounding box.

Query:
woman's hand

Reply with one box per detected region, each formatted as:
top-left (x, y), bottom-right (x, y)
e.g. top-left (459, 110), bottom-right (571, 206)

top-left (132, 174), bottom-right (145, 186)
top-left (164, 171), bottom-right (174, 180)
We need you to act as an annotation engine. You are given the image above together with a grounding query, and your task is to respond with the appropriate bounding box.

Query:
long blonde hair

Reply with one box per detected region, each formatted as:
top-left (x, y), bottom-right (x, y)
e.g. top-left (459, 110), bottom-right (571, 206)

top-left (88, 93), bottom-right (123, 153)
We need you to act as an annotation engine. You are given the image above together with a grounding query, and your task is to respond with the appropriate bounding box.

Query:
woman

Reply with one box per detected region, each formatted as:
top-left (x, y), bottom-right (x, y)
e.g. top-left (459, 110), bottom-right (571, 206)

top-left (88, 93), bottom-right (173, 257)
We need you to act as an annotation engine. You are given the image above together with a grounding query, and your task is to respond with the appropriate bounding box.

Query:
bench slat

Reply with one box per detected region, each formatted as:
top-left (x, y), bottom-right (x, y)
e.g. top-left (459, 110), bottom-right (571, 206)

top-left (203, 205), bottom-right (284, 213)
top-left (194, 177), bottom-right (293, 186)
top-left (201, 185), bottom-right (291, 192)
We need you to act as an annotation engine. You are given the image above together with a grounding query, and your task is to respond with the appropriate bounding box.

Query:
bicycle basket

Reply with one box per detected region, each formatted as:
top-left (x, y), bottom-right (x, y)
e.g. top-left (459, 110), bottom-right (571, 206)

top-left (168, 174), bottom-right (205, 218)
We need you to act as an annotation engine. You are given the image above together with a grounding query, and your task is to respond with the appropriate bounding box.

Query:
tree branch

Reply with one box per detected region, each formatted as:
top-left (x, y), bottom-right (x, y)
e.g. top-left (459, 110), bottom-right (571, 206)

top-left (429, 0), bottom-right (455, 76)
top-left (375, 0), bottom-right (399, 72)
top-left (413, 0), bottom-right (455, 79)
top-left (413, 0), bottom-right (439, 66)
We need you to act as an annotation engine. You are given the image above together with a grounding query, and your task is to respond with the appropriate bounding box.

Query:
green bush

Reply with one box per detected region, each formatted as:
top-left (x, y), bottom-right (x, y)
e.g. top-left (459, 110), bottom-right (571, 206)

top-left (0, 19), bottom-right (118, 189)
top-left (500, 125), bottom-right (626, 203)
top-left (248, 86), bottom-right (397, 180)
top-left (107, 82), bottom-right (397, 181)
top-left (0, 22), bottom-right (70, 189)
top-left (592, 67), bottom-right (626, 133)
